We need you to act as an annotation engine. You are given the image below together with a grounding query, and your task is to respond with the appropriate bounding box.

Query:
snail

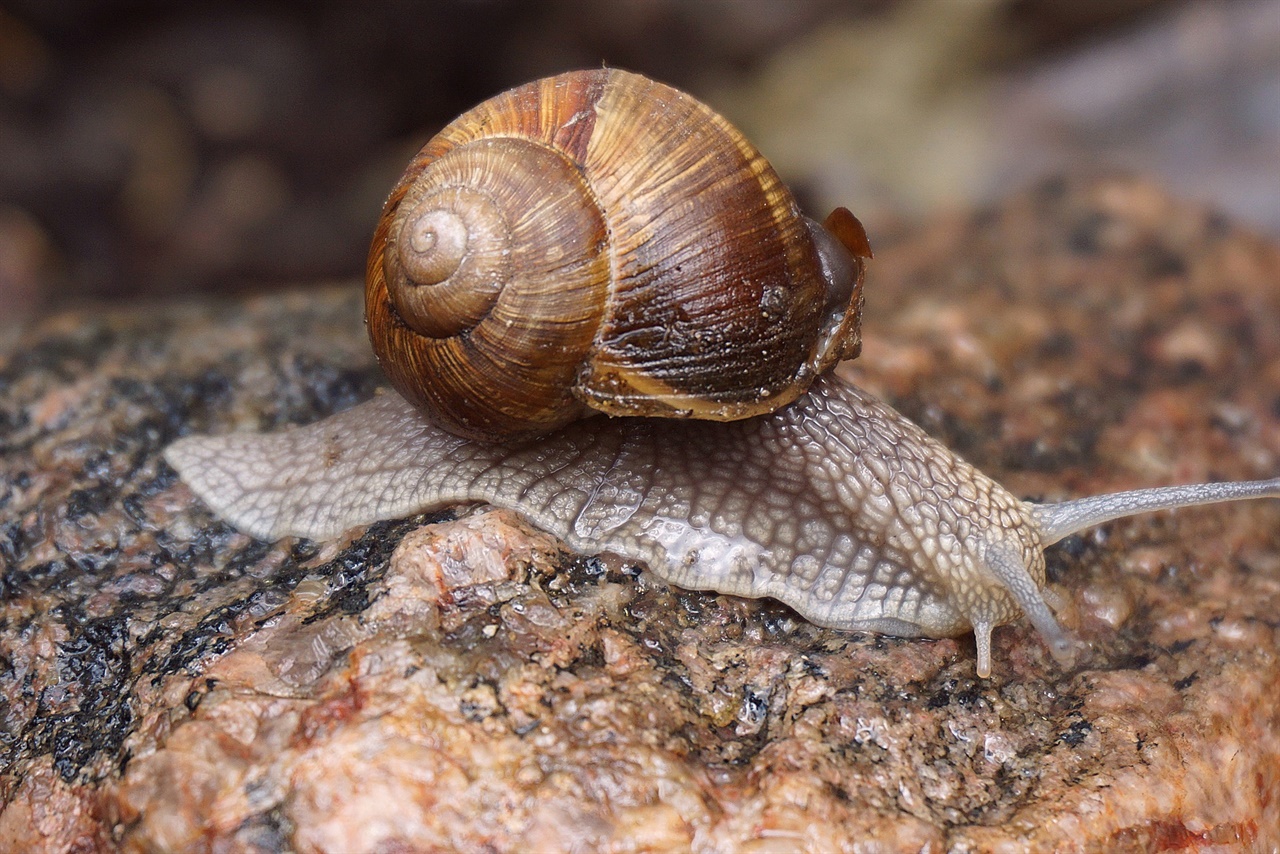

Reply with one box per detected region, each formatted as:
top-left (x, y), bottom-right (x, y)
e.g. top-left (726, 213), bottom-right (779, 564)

top-left (164, 69), bottom-right (1280, 678)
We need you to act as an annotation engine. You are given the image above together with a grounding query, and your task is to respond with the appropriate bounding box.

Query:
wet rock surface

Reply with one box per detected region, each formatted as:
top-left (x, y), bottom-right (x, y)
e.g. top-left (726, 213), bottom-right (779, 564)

top-left (2, 177), bottom-right (1279, 850)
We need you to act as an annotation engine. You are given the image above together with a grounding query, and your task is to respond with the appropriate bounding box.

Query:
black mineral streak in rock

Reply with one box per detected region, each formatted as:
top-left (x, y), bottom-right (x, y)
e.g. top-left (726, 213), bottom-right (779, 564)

top-left (0, 291), bottom-right (388, 788)
top-left (303, 512), bottom-right (453, 626)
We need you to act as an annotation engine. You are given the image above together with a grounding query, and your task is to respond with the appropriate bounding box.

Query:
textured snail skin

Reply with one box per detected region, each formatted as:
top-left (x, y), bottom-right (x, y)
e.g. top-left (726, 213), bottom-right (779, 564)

top-left (163, 373), bottom-right (1280, 677)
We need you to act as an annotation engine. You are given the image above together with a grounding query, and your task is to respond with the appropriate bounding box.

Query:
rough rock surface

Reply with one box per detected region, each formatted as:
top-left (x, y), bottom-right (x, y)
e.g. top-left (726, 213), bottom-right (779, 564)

top-left (2, 176), bottom-right (1279, 851)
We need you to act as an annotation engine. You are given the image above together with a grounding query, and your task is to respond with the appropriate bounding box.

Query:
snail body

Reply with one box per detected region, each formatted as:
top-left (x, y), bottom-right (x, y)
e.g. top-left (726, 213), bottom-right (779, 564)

top-left (164, 70), bottom-right (1280, 677)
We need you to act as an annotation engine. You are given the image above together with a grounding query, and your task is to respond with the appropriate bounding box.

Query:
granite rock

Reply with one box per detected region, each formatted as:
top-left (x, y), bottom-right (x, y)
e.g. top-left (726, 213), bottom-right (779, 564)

top-left (1, 176), bottom-right (1278, 851)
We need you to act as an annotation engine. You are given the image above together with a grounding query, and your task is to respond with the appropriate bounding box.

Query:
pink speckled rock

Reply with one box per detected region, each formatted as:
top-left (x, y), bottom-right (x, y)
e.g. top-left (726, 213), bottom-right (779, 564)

top-left (2, 177), bottom-right (1278, 851)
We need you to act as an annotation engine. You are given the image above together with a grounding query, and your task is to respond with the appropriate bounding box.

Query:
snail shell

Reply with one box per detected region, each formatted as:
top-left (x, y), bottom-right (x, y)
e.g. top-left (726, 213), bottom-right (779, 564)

top-left (366, 68), bottom-right (869, 442)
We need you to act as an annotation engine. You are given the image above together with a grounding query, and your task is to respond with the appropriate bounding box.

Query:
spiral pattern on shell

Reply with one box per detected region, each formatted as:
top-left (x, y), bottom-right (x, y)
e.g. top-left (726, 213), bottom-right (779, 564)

top-left (366, 68), bottom-right (866, 442)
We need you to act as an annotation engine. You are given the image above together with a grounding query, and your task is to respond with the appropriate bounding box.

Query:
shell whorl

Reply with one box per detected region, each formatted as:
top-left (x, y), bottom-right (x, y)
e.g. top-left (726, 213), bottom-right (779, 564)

top-left (366, 68), bottom-right (865, 442)
top-left (371, 135), bottom-right (610, 440)
top-left (387, 183), bottom-right (508, 340)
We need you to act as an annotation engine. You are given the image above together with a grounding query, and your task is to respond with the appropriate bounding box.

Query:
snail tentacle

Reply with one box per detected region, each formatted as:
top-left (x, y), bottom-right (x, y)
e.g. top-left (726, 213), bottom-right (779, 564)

top-left (978, 539), bottom-right (1077, 670)
top-left (1032, 478), bottom-right (1280, 545)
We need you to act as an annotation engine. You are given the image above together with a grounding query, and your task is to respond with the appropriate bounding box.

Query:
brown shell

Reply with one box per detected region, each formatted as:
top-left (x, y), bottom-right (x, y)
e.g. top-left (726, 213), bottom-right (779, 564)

top-left (366, 68), bottom-right (866, 442)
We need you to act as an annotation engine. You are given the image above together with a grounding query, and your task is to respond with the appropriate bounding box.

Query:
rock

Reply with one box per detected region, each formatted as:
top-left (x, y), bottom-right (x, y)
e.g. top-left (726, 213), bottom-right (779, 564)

top-left (2, 176), bottom-right (1278, 850)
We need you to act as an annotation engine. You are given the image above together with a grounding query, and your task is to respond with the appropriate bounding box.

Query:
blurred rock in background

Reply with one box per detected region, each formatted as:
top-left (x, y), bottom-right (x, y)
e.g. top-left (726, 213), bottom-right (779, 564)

top-left (1, 0), bottom-right (1276, 318)
top-left (712, 0), bottom-right (1280, 239)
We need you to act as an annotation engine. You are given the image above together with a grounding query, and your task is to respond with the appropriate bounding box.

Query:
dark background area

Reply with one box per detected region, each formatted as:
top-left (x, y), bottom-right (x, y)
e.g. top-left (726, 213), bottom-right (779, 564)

top-left (2, 0), bottom-right (1276, 317)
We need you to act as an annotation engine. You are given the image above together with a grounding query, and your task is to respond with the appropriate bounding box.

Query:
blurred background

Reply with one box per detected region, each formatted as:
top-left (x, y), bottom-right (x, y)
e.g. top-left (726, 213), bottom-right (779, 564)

top-left (1, 0), bottom-right (1277, 318)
